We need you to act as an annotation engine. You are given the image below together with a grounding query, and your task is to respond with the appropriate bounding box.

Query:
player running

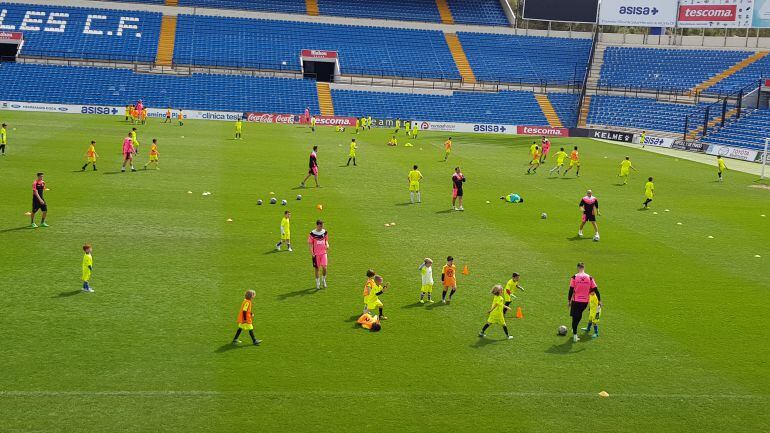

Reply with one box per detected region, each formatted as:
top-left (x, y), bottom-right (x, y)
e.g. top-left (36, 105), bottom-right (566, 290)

top-left (300, 145), bottom-right (320, 188)
top-left (503, 272), bottom-right (524, 315)
top-left (232, 289), bottom-right (262, 346)
top-left (527, 145), bottom-right (541, 174)
top-left (308, 219), bottom-right (329, 290)
top-left (578, 189), bottom-right (600, 241)
top-left (143, 139), bottom-right (160, 170)
top-left (540, 136), bottom-right (551, 163)
top-left (568, 263), bottom-right (601, 342)
top-left (642, 177), bottom-right (655, 209)
top-left (443, 137), bottom-right (452, 161)
top-left (451, 166), bottom-right (466, 211)
top-left (563, 146), bottom-right (580, 177)
top-left (81, 140), bottom-right (99, 171)
top-left (618, 156), bottom-right (637, 185)
top-left (478, 285), bottom-right (513, 340)
top-left (717, 156), bottom-right (727, 182)
top-left (549, 147), bottom-right (568, 176)
top-left (30, 172), bottom-right (49, 228)
top-left (121, 132), bottom-right (136, 172)
top-left (347, 139), bottom-right (357, 166)
top-left (408, 165), bottom-right (423, 204)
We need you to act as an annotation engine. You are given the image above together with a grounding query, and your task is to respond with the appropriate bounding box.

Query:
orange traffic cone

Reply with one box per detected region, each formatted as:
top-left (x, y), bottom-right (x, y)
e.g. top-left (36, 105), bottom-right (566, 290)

top-left (462, 265), bottom-right (469, 275)
top-left (515, 306), bottom-right (523, 319)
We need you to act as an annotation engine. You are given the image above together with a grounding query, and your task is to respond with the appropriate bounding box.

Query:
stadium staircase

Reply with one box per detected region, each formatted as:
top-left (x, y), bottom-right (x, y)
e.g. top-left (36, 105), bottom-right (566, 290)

top-left (316, 82), bottom-right (334, 115)
top-left (444, 33), bottom-right (476, 84)
top-left (686, 107), bottom-right (739, 139)
top-left (534, 94), bottom-right (563, 128)
top-left (156, 16), bottom-right (178, 67)
top-left (165, 0), bottom-right (178, 5)
top-left (306, 0), bottom-right (320, 16)
top-left (690, 51), bottom-right (769, 95)
top-left (436, 0), bottom-right (455, 24)
top-left (578, 95), bottom-right (591, 127)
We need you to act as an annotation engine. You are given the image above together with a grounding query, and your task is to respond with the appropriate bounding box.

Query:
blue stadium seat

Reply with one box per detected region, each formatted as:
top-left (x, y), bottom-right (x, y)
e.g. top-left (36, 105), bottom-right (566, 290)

top-left (708, 55), bottom-right (770, 95)
top-left (701, 109), bottom-right (770, 150)
top-left (331, 88), bottom-right (549, 124)
top-left (1, 3), bottom-right (161, 62)
top-left (587, 95), bottom-right (714, 133)
top-left (0, 63), bottom-right (319, 113)
top-left (457, 33), bottom-right (590, 85)
top-left (317, 0), bottom-right (441, 23)
top-left (173, 15), bottom-right (460, 80)
top-left (447, 0), bottom-right (509, 26)
top-left (184, 0), bottom-right (307, 14)
top-left (548, 93), bottom-right (579, 128)
top-left (599, 47), bottom-right (751, 92)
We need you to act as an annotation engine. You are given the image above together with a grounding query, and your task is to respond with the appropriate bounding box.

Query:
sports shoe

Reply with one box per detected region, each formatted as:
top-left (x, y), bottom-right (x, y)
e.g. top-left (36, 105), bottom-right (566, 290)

top-left (592, 334), bottom-right (599, 339)
top-left (232, 340), bottom-right (241, 345)
top-left (253, 339), bottom-right (262, 345)
top-left (322, 279), bottom-right (328, 288)
top-left (507, 335), bottom-right (514, 340)
top-left (83, 288), bottom-right (94, 293)
top-left (40, 222), bottom-right (49, 227)
top-left (29, 223), bottom-right (38, 228)
top-left (441, 299), bottom-right (446, 304)
top-left (459, 207), bottom-right (464, 211)
top-left (478, 332), bottom-right (486, 338)
top-left (275, 245), bottom-right (281, 251)
top-left (131, 168), bottom-right (137, 172)
top-left (420, 299), bottom-right (425, 304)
top-left (573, 334), bottom-right (580, 342)
top-left (287, 247), bottom-right (293, 252)
top-left (578, 230), bottom-right (583, 237)
top-left (428, 299), bottom-right (434, 303)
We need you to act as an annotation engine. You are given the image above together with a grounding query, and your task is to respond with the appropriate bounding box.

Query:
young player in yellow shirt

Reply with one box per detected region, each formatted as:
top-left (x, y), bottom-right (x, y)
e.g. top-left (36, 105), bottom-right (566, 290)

top-left (346, 139), bottom-right (357, 166)
top-left (394, 118), bottom-right (401, 134)
top-left (527, 146), bottom-right (541, 174)
top-left (418, 258), bottom-right (434, 304)
top-left (479, 285), bottom-right (513, 339)
top-left (581, 288), bottom-right (601, 338)
top-left (276, 210), bottom-right (292, 251)
top-left (82, 244), bottom-right (94, 293)
top-left (164, 107), bottom-right (172, 123)
top-left (235, 118), bottom-right (243, 139)
top-left (387, 136), bottom-right (398, 146)
top-left (408, 164), bottom-right (423, 204)
top-left (130, 127), bottom-right (140, 154)
top-left (141, 108), bottom-right (148, 125)
top-left (443, 137), bottom-right (452, 161)
top-left (81, 140), bottom-right (99, 171)
top-left (549, 147), bottom-right (568, 176)
top-left (178, 109), bottom-right (184, 126)
top-left (618, 156), bottom-right (637, 185)
top-left (144, 139), bottom-right (160, 170)
top-left (363, 270), bottom-right (387, 319)
top-left (411, 122), bottom-right (418, 139)
top-left (232, 289), bottom-right (261, 345)
top-left (717, 156), bottom-right (727, 182)
top-left (563, 146), bottom-right (580, 177)
top-left (503, 272), bottom-right (525, 314)
top-left (642, 177), bottom-right (655, 209)
top-left (355, 118), bottom-right (361, 134)
top-left (0, 122), bottom-right (7, 156)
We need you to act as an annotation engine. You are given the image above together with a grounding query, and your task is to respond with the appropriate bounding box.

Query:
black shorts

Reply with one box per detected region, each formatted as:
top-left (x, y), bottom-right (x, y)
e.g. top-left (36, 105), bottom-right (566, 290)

top-left (583, 213), bottom-right (596, 222)
top-left (312, 256), bottom-right (318, 269)
top-left (33, 198), bottom-right (47, 212)
top-left (570, 301), bottom-right (588, 319)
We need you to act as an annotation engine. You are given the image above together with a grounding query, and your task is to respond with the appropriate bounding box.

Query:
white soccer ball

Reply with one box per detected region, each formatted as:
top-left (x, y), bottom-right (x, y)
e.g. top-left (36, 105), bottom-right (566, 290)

top-left (541, 213), bottom-right (547, 219)
top-left (281, 199), bottom-right (287, 206)
top-left (270, 198), bottom-right (277, 204)
top-left (257, 199), bottom-right (263, 205)
top-left (558, 325), bottom-right (568, 336)
top-left (296, 194), bottom-right (302, 200)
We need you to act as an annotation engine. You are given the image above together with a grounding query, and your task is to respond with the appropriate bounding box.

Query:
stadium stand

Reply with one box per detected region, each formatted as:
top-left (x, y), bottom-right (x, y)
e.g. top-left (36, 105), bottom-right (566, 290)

top-left (330, 88), bottom-right (549, 124)
top-left (599, 47), bottom-right (754, 93)
top-left (447, 0), bottom-right (509, 26)
top-left (316, 0), bottom-right (441, 23)
top-left (587, 95), bottom-right (712, 134)
top-left (700, 109), bottom-right (770, 150)
top-left (547, 93), bottom-right (579, 128)
top-left (458, 33), bottom-right (591, 85)
top-left (172, 15), bottom-right (461, 80)
top-left (2, 3), bottom-right (162, 62)
top-left (706, 54), bottom-right (770, 95)
top-left (183, 0), bottom-right (307, 14)
top-left (0, 63), bottom-right (319, 113)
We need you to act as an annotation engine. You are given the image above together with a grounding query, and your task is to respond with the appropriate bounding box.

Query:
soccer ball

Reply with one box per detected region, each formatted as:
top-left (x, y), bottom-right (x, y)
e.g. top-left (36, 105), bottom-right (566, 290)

top-left (257, 199), bottom-right (263, 205)
top-left (558, 325), bottom-right (568, 336)
top-left (541, 213), bottom-right (547, 219)
top-left (270, 198), bottom-right (277, 204)
top-left (296, 194), bottom-right (302, 200)
top-left (281, 199), bottom-right (287, 206)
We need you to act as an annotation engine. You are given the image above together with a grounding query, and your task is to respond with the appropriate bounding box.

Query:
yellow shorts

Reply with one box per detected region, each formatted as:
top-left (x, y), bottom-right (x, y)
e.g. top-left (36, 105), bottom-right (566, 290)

top-left (281, 235), bottom-right (290, 241)
top-left (87, 157), bottom-right (96, 163)
top-left (620, 168), bottom-right (629, 176)
top-left (236, 127), bottom-right (242, 133)
top-left (149, 155), bottom-right (158, 161)
top-left (366, 299), bottom-right (383, 310)
top-left (570, 160), bottom-right (580, 167)
top-left (531, 159), bottom-right (539, 165)
top-left (421, 284), bottom-right (433, 293)
top-left (487, 312), bottom-right (506, 326)
top-left (349, 151), bottom-right (356, 157)
top-left (238, 323), bottom-right (254, 331)
top-left (82, 271), bottom-right (91, 281)
top-left (445, 149), bottom-right (451, 154)
top-left (409, 181), bottom-right (420, 192)
top-left (588, 308), bottom-right (600, 324)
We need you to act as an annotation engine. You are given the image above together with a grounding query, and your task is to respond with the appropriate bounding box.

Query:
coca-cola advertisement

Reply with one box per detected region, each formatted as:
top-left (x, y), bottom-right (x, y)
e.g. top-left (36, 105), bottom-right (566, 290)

top-left (243, 112), bottom-right (301, 124)
top-left (516, 126), bottom-right (570, 137)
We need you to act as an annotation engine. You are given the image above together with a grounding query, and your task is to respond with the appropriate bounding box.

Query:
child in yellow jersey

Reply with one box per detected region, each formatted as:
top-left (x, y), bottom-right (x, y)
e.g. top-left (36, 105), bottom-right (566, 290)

top-left (387, 136), bottom-right (397, 146)
top-left (276, 211), bottom-right (292, 251)
top-left (0, 122), bottom-right (6, 155)
top-left (411, 122), bottom-right (418, 139)
top-left (164, 107), bottom-right (172, 123)
top-left (346, 139), bottom-right (357, 166)
top-left (130, 128), bottom-right (140, 154)
top-left (363, 270), bottom-right (388, 319)
top-left (418, 258), bottom-right (434, 304)
top-left (394, 118), bottom-right (401, 134)
top-left (581, 288), bottom-right (601, 338)
top-left (144, 139), bottom-right (160, 170)
top-left (355, 118), bottom-right (361, 134)
top-left (441, 256), bottom-right (457, 303)
top-left (235, 118), bottom-right (243, 139)
top-left (503, 272), bottom-right (525, 314)
top-left (479, 285), bottom-right (513, 339)
top-left (443, 137), bottom-right (452, 161)
top-left (141, 108), bottom-right (148, 125)
top-left (549, 147), bottom-right (568, 176)
top-left (527, 146), bottom-right (541, 174)
top-left (310, 116), bottom-right (317, 133)
top-left (563, 146), bottom-right (580, 177)
top-left (618, 156), bottom-right (637, 185)
top-left (408, 164), bottom-right (423, 204)
top-left (717, 156), bottom-right (727, 182)
top-left (232, 290), bottom-right (261, 345)
top-left (178, 109), bottom-right (184, 126)
top-left (81, 140), bottom-right (99, 171)
top-left (82, 244), bottom-right (94, 293)
top-left (642, 177), bottom-right (655, 209)
top-left (125, 105), bottom-right (132, 122)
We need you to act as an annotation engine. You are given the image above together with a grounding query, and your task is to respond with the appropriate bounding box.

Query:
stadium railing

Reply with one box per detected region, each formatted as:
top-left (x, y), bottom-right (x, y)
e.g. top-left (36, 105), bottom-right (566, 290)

top-left (684, 80), bottom-right (761, 142)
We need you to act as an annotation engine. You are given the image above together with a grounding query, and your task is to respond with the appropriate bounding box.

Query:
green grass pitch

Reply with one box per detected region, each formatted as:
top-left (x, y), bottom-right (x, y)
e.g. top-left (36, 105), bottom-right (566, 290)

top-left (1, 111), bottom-right (769, 432)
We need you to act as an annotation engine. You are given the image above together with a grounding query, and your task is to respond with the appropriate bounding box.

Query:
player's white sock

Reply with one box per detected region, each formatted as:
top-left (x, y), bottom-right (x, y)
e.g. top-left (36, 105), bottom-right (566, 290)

top-left (578, 230), bottom-right (583, 237)
top-left (410, 192), bottom-right (414, 203)
top-left (417, 192), bottom-right (421, 203)
top-left (322, 276), bottom-right (327, 288)
top-left (315, 278), bottom-right (320, 289)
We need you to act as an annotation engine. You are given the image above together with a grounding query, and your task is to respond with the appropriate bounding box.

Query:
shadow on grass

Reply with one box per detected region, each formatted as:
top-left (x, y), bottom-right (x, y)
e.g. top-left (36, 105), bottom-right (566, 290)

top-left (215, 343), bottom-right (249, 353)
top-left (276, 287), bottom-right (319, 300)
top-left (395, 202), bottom-right (414, 206)
top-left (545, 338), bottom-right (585, 355)
top-left (0, 226), bottom-right (31, 234)
top-left (54, 290), bottom-right (82, 298)
top-left (401, 301), bottom-right (427, 309)
top-left (470, 336), bottom-right (504, 348)
top-left (425, 301), bottom-right (449, 310)
top-left (435, 209), bottom-right (454, 214)
top-left (566, 236), bottom-right (585, 241)
top-left (344, 314), bottom-right (361, 323)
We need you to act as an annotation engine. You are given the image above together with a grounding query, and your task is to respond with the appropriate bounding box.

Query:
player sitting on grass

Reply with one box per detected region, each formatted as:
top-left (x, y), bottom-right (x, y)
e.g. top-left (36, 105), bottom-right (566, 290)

top-left (82, 244), bottom-right (94, 293)
top-left (418, 258), bottom-right (434, 304)
top-left (500, 193), bottom-right (523, 203)
top-left (504, 272), bottom-right (524, 314)
top-left (276, 211), bottom-right (292, 252)
top-left (81, 140), bottom-right (99, 171)
top-left (388, 136), bottom-right (398, 147)
top-left (618, 157), bottom-right (637, 185)
top-left (479, 284), bottom-right (513, 340)
top-left (232, 290), bottom-right (262, 346)
top-left (441, 256), bottom-right (457, 303)
top-left (581, 288), bottom-right (601, 338)
top-left (144, 139), bottom-right (159, 170)
top-left (363, 272), bottom-right (387, 320)
top-left (549, 147), bottom-right (568, 176)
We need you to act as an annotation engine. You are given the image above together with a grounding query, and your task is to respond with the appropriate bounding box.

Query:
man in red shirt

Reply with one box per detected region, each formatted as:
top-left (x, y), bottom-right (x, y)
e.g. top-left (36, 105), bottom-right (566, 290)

top-left (30, 172), bottom-right (49, 228)
top-left (568, 263), bottom-right (601, 342)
